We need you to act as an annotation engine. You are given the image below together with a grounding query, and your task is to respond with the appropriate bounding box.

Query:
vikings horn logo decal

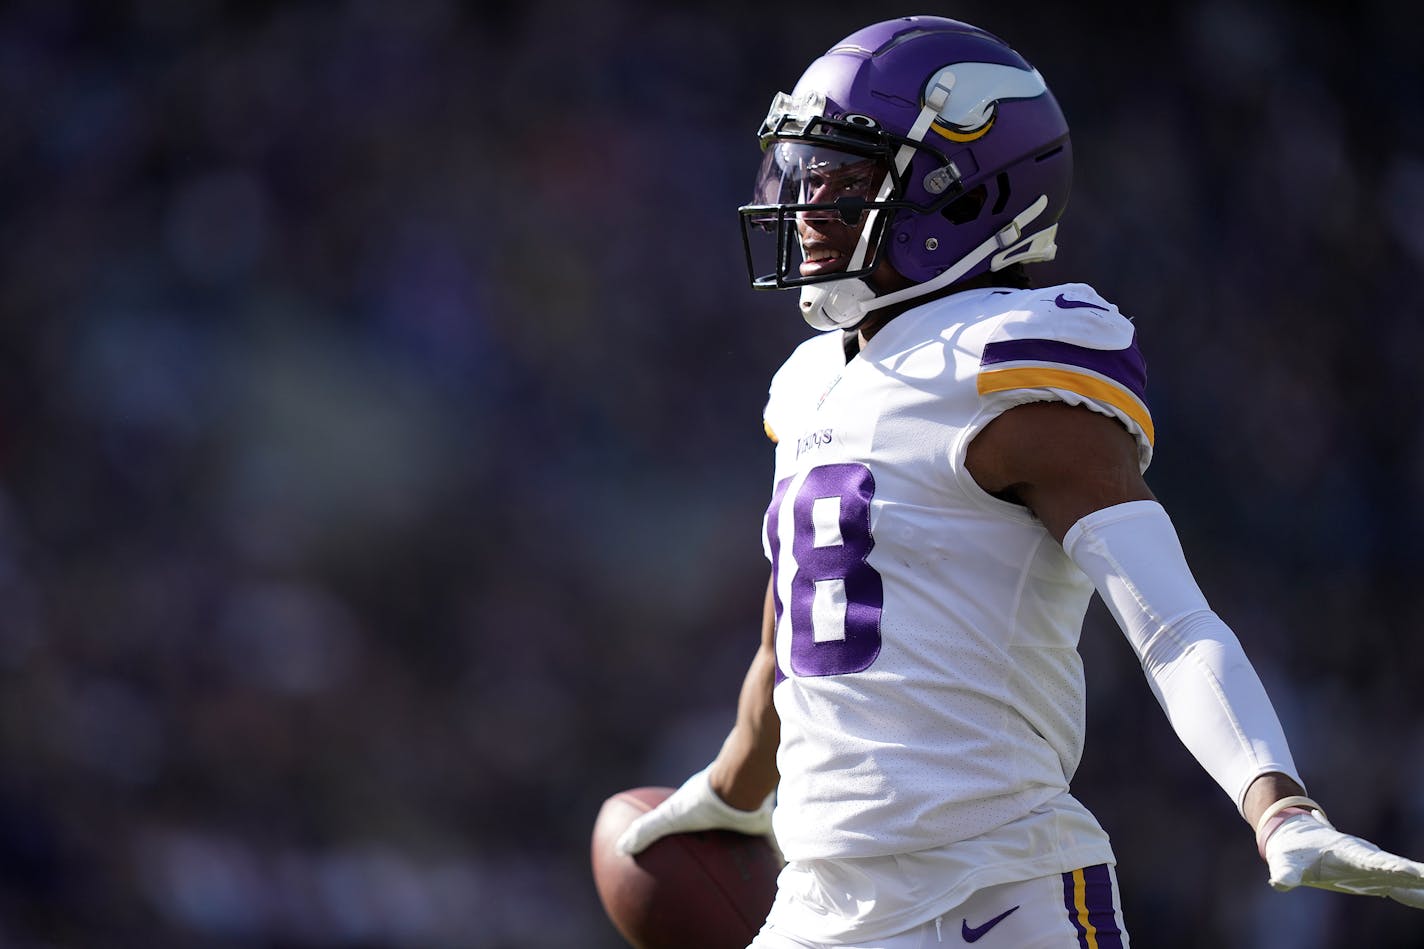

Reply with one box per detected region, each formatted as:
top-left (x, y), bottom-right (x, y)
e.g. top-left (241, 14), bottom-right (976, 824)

top-left (925, 62), bottom-right (1049, 142)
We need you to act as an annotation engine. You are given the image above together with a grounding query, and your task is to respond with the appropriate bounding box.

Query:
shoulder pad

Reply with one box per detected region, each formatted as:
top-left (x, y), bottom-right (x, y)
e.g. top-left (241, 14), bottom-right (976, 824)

top-left (976, 284), bottom-right (1153, 458)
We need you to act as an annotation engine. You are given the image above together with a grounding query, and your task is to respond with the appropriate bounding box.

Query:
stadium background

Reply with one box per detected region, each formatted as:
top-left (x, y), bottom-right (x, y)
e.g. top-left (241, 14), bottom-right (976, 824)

top-left (1, 0), bottom-right (1422, 945)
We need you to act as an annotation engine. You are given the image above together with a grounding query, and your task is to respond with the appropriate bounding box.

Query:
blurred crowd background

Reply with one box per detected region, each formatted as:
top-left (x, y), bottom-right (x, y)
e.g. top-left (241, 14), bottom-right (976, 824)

top-left (1, 0), bottom-right (1421, 946)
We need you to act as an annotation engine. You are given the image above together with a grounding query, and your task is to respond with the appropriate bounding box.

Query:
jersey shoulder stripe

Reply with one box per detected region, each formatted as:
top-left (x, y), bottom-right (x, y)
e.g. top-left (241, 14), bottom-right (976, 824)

top-left (972, 284), bottom-right (1154, 451)
top-left (978, 364), bottom-right (1154, 446)
top-left (981, 332), bottom-right (1146, 403)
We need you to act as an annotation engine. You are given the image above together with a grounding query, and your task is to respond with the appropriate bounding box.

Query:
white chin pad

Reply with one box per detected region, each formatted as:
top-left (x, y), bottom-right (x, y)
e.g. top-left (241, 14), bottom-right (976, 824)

top-left (800, 279), bottom-right (877, 331)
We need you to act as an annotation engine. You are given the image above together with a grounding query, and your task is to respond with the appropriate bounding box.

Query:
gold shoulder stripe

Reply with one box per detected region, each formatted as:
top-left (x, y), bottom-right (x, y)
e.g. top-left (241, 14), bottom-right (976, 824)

top-left (977, 366), bottom-right (1155, 445)
top-left (763, 420), bottom-right (779, 444)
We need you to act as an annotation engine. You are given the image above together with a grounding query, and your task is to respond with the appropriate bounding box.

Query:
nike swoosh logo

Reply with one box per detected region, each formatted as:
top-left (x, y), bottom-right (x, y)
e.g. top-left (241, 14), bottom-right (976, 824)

top-left (1054, 293), bottom-right (1107, 311)
top-left (962, 905), bottom-right (1020, 942)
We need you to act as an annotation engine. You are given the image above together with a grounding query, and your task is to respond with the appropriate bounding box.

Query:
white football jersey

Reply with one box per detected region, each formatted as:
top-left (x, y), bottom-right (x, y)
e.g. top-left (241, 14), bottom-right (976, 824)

top-left (761, 282), bottom-right (1153, 865)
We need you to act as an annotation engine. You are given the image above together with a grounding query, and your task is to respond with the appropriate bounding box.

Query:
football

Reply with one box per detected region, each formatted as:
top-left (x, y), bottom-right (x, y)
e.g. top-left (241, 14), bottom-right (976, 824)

top-left (590, 786), bottom-right (781, 949)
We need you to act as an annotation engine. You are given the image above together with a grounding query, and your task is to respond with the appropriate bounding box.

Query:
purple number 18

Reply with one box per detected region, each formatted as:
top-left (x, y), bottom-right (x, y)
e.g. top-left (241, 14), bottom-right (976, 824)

top-left (765, 463), bottom-right (884, 677)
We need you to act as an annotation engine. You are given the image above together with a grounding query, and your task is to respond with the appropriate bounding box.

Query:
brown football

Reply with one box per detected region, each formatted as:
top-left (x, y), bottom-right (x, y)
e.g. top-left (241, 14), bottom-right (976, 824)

top-left (590, 786), bottom-right (780, 949)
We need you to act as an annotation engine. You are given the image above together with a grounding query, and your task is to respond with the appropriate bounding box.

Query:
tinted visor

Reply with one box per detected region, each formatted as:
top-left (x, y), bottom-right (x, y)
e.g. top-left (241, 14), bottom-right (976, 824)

top-left (746, 142), bottom-right (891, 227)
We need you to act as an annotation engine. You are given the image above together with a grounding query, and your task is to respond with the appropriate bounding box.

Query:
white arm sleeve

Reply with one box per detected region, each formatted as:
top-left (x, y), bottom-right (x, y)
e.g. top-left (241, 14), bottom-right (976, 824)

top-left (1062, 500), bottom-right (1302, 814)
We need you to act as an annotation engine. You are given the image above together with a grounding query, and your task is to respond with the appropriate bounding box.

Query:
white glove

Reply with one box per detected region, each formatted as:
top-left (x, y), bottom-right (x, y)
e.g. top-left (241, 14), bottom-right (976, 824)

top-left (1262, 807), bottom-right (1424, 908)
top-left (615, 766), bottom-right (776, 856)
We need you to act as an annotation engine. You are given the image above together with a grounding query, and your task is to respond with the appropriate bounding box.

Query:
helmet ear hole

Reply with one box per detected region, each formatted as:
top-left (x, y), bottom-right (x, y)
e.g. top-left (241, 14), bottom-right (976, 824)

top-left (989, 172), bottom-right (1012, 215)
top-left (941, 185), bottom-right (987, 225)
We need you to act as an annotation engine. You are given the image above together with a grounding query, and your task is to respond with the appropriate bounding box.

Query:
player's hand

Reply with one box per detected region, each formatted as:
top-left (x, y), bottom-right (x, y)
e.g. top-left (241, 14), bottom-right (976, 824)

top-left (615, 766), bottom-right (775, 856)
top-left (1263, 811), bottom-right (1424, 907)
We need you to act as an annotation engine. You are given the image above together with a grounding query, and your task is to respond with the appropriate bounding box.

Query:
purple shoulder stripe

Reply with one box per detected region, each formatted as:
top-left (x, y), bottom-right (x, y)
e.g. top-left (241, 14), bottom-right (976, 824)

top-left (981, 332), bottom-right (1146, 402)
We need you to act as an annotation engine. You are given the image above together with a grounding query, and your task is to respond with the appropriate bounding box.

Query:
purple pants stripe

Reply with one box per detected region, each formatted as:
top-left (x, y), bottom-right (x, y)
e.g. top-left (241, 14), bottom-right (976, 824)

top-left (1061, 864), bottom-right (1124, 949)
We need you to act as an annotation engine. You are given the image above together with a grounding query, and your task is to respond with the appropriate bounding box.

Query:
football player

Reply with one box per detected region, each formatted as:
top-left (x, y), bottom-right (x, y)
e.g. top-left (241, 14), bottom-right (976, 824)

top-left (618, 16), bottom-right (1424, 947)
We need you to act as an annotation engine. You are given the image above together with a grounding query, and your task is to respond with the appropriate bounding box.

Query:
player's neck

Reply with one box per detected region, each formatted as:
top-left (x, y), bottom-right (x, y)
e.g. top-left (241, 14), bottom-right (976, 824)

top-left (854, 267), bottom-right (1034, 350)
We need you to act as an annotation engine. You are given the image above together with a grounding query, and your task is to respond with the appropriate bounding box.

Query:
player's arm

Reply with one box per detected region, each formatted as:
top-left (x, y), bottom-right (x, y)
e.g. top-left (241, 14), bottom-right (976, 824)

top-left (968, 400), bottom-right (1424, 905)
top-left (709, 575), bottom-right (782, 808)
top-left (616, 576), bottom-right (781, 855)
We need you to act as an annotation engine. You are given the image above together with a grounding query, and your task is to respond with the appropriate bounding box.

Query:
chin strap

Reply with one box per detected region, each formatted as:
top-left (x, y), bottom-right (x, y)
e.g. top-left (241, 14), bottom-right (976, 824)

top-left (800, 194), bottom-right (1053, 331)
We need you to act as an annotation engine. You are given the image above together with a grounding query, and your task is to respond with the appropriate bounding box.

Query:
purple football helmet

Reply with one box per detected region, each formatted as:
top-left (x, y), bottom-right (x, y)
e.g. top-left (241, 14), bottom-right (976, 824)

top-left (739, 16), bottom-right (1072, 329)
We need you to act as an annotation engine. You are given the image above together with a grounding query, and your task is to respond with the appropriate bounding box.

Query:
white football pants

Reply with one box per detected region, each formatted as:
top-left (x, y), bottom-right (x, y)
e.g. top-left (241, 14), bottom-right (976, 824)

top-left (748, 863), bottom-right (1129, 949)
